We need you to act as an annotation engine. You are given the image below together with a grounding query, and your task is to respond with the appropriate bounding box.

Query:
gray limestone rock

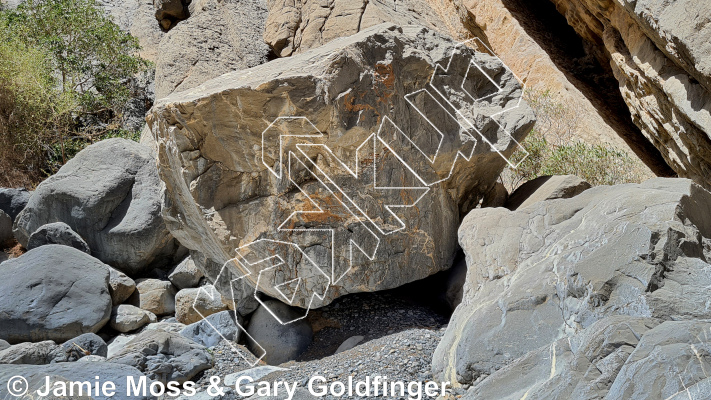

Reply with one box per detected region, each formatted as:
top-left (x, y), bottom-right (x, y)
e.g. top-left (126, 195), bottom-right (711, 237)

top-left (434, 178), bottom-right (711, 387)
top-left (0, 245), bottom-right (112, 344)
top-left (246, 300), bottom-right (313, 365)
top-left (13, 139), bottom-right (178, 276)
top-left (179, 310), bottom-right (243, 348)
top-left (26, 222), bottom-right (91, 253)
top-left (505, 175), bottom-right (591, 210)
top-left (108, 329), bottom-right (213, 383)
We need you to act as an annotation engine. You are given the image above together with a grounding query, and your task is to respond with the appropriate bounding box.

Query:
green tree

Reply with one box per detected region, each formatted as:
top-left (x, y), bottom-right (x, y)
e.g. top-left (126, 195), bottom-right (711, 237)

top-left (0, 0), bottom-right (148, 186)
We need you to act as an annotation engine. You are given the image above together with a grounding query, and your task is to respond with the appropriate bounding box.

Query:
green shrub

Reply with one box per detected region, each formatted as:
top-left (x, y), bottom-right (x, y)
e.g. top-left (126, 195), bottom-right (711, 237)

top-left (0, 0), bottom-right (148, 187)
top-left (503, 90), bottom-right (649, 191)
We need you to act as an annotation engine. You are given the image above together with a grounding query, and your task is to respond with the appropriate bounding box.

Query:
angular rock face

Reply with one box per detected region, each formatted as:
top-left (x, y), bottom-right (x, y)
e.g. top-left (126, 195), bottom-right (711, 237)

top-left (263, 0), bottom-right (668, 176)
top-left (0, 245), bottom-right (112, 344)
top-left (96, 0), bottom-right (165, 62)
top-left (548, 0), bottom-right (711, 187)
top-left (154, 0), bottom-right (271, 98)
top-left (108, 330), bottom-right (213, 383)
top-left (148, 24), bottom-right (534, 309)
top-left (433, 178), bottom-right (711, 391)
top-left (13, 139), bottom-right (178, 276)
top-left (263, 0), bottom-right (447, 57)
top-left (505, 174), bottom-right (591, 210)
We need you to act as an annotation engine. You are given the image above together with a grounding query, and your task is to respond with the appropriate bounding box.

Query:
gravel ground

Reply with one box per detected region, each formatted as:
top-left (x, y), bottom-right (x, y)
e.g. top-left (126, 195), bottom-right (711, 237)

top-left (188, 286), bottom-right (455, 399)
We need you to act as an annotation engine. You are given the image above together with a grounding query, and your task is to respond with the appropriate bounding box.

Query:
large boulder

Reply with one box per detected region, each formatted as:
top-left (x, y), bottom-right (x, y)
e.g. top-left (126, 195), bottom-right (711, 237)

top-left (0, 245), bottom-right (112, 344)
top-left (26, 222), bottom-right (91, 253)
top-left (108, 330), bottom-right (213, 383)
top-left (433, 178), bottom-right (711, 392)
top-left (246, 299), bottom-right (313, 365)
top-left (0, 362), bottom-right (151, 400)
top-left (13, 139), bottom-right (178, 276)
top-left (148, 24), bottom-right (534, 309)
top-left (548, 0), bottom-right (711, 188)
top-left (153, 0), bottom-right (271, 98)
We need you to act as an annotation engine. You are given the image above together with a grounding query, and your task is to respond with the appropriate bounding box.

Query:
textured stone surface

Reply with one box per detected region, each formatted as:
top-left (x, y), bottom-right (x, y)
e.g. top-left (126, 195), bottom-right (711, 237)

top-left (26, 222), bottom-right (91, 253)
top-left (549, 0), bottom-right (711, 187)
top-left (434, 178), bottom-right (711, 388)
top-left (169, 256), bottom-right (204, 289)
top-left (175, 285), bottom-right (229, 324)
top-left (179, 310), bottom-right (243, 348)
top-left (13, 139), bottom-right (178, 276)
top-left (0, 209), bottom-right (12, 246)
top-left (0, 340), bottom-right (62, 365)
top-left (110, 305), bottom-right (154, 333)
top-left (505, 174), bottom-right (591, 210)
top-left (108, 330), bottom-right (213, 383)
top-left (149, 24), bottom-right (534, 308)
top-left (263, 0), bottom-right (664, 174)
top-left (0, 363), bottom-right (151, 400)
top-left (0, 245), bottom-right (112, 344)
top-left (0, 187), bottom-right (30, 221)
top-left (129, 279), bottom-right (177, 316)
top-left (246, 300), bottom-right (313, 365)
top-left (153, 0), bottom-right (271, 98)
top-left (263, 0), bottom-right (445, 57)
top-left (464, 316), bottom-right (660, 399)
top-left (108, 266), bottom-right (136, 306)
top-left (96, 0), bottom-right (165, 62)
top-left (61, 333), bottom-right (108, 361)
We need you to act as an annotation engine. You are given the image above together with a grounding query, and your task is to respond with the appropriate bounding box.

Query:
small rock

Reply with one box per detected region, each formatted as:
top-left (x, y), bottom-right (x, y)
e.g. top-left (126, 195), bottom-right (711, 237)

top-left (107, 266), bottom-right (136, 306)
top-left (246, 299), bottom-right (313, 365)
top-left (26, 222), bottom-right (91, 253)
top-left (110, 305), bottom-right (153, 333)
top-left (0, 210), bottom-right (12, 247)
top-left (168, 256), bottom-right (203, 289)
top-left (77, 355), bottom-right (107, 362)
top-left (0, 339), bottom-right (9, 351)
top-left (0, 187), bottom-right (30, 221)
top-left (108, 330), bottom-right (213, 383)
top-left (129, 278), bottom-right (176, 316)
top-left (334, 336), bottom-right (365, 354)
top-left (60, 332), bottom-right (108, 361)
top-left (107, 334), bottom-right (137, 359)
top-left (224, 365), bottom-right (289, 388)
top-left (179, 310), bottom-right (242, 347)
top-left (175, 285), bottom-right (229, 324)
top-left (143, 321), bottom-right (186, 333)
top-left (0, 340), bottom-right (61, 364)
